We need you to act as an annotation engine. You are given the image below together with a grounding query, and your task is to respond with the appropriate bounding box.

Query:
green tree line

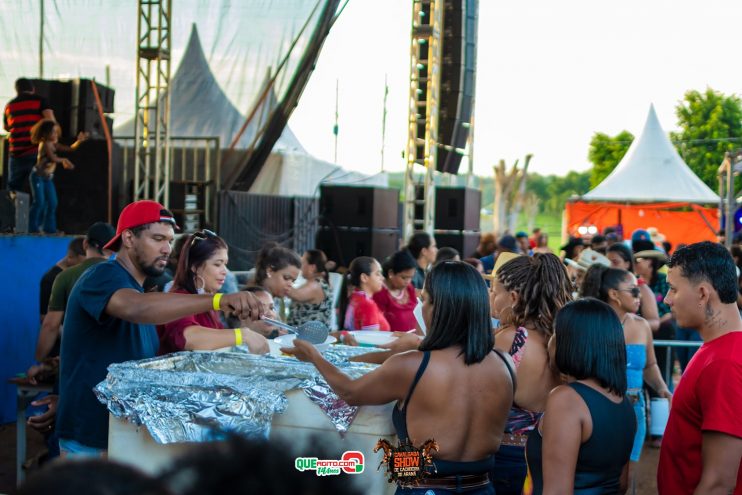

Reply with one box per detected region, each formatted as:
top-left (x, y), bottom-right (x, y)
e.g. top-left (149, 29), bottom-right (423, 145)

top-left (387, 170), bottom-right (591, 216)
top-left (387, 87), bottom-right (741, 222)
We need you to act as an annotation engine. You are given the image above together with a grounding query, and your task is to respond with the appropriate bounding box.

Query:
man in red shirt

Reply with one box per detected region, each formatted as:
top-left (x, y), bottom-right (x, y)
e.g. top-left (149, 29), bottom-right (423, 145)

top-left (658, 241), bottom-right (742, 495)
top-left (3, 78), bottom-right (55, 191)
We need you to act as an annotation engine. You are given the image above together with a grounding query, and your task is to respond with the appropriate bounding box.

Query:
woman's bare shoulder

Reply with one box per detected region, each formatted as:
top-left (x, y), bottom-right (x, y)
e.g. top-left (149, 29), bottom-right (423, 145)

top-left (625, 313), bottom-right (651, 334)
top-left (546, 384), bottom-right (582, 410)
top-left (494, 325), bottom-right (517, 352)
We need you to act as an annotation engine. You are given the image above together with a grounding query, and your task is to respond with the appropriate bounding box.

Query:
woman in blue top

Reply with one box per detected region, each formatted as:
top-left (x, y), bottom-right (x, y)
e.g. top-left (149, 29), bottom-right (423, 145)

top-left (284, 261), bottom-right (514, 494)
top-left (580, 265), bottom-right (672, 492)
top-left (525, 298), bottom-right (636, 495)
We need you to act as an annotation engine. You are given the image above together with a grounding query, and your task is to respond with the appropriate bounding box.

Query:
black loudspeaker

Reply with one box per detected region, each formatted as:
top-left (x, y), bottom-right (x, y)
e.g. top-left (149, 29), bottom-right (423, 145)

top-left (0, 190), bottom-right (30, 233)
top-left (28, 79), bottom-right (114, 139)
top-left (436, 0), bottom-right (477, 175)
top-left (316, 228), bottom-right (399, 267)
top-left (434, 187), bottom-right (481, 231)
top-left (319, 185), bottom-right (399, 229)
top-left (76, 79), bottom-right (114, 114)
top-left (435, 231), bottom-right (480, 259)
top-left (71, 79), bottom-right (114, 139)
top-left (76, 111), bottom-right (113, 140)
top-left (54, 140), bottom-right (119, 234)
top-left (28, 79), bottom-right (73, 136)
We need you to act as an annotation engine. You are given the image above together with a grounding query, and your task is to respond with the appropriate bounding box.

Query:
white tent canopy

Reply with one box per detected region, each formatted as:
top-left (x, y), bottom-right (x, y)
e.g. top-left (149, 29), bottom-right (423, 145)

top-left (582, 104), bottom-right (719, 204)
top-left (117, 25), bottom-right (386, 196)
top-left (116, 24), bottom-right (304, 152)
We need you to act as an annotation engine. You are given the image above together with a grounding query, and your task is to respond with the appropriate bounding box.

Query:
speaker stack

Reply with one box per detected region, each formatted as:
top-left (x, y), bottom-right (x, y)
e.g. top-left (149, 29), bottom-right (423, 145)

top-left (434, 186), bottom-right (481, 258)
top-left (4, 78), bottom-right (119, 234)
top-left (316, 185), bottom-right (400, 267)
top-left (436, 0), bottom-right (477, 175)
top-left (53, 139), bottom-right (121, 234)
top-left (407, 0), bottom-right (478, 176)
top-left (29, 78), bottom-right (114, 139)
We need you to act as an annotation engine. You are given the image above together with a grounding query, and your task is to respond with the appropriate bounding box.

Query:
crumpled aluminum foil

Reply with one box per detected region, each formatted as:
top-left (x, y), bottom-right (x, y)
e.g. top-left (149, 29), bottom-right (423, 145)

top-left (94, 345), bottom-right (381, 444)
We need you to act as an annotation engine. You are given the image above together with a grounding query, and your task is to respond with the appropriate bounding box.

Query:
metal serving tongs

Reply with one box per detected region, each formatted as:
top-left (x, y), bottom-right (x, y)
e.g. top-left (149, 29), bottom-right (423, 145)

top-left (260, 317), bottom-right (330, 345)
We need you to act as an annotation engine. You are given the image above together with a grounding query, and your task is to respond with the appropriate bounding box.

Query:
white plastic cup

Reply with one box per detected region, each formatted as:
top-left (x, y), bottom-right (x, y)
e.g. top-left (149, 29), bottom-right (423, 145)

top-left (650, 398), bottom-right (670, 436)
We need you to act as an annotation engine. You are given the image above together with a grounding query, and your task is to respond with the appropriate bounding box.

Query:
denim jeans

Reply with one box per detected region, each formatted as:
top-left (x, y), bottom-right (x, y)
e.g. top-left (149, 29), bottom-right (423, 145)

top-left (8, 154), bottom-right (36, 192)
top-left (59, 438), bottom-right (105, 458)
top-left (675, 326), bottom-right (703, 373)
top-left (491, 445), bottom-right (527, 495)
top-left (44, 429), bottom-right (60, 459)
top-left (395, 483), bottom-right (494, 495)
top-left (630, 392), bottom-right (647, 462)
top-left (29, 171), bottom-right (58, 233)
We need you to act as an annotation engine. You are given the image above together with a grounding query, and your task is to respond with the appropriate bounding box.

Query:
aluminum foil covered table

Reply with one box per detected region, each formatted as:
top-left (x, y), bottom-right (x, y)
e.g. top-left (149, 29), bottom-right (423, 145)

top-left (98, 345), bottom-right (397, 494)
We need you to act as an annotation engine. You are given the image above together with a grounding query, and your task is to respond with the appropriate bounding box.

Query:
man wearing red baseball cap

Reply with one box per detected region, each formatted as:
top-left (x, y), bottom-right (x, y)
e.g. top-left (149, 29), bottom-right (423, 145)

top-left (55, 200), bottom-right (264, 457)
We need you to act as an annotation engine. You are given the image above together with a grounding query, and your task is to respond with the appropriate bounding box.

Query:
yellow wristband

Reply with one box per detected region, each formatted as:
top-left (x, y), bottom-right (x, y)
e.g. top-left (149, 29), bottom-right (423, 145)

top-left (212, 293), bottom-right (223, 311)
top-left (234, 328), bottom-right (243, 346)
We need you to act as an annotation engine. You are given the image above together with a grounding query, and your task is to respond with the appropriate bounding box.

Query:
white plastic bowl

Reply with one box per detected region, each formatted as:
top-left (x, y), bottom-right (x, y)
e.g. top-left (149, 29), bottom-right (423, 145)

top-left (350, 330), bottom-right (397, 347)
top-left (274, 334), bottom-right (337, 353)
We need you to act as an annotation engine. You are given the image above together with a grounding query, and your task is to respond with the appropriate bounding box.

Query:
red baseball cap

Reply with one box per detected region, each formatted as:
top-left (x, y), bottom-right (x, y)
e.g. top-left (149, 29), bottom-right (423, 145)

top-left (104, 200), bottom-right (179, 251)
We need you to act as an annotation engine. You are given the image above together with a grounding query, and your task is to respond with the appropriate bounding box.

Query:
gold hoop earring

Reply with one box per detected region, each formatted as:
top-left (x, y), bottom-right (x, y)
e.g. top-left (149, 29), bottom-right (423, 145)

top-left (195, 275), bottom-right (206, 292)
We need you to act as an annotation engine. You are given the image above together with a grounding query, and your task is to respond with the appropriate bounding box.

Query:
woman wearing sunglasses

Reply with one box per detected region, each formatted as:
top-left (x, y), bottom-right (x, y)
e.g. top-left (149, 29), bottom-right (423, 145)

top-left (606, 243), bottom-right (661, 333)
top-left (580, 264), bottom-right (672, 492)
top-left (157, 230), bottom-right (269, 355)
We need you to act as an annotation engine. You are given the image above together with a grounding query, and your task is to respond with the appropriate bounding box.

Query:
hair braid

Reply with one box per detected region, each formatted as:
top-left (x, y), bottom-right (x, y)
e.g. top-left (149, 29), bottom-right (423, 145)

top-left (498, 253), bottom-right (572, 337)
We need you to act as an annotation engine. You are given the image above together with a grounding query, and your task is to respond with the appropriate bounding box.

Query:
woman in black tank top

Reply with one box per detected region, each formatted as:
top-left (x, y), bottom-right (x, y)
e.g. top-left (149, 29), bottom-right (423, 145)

top-left (284, 261), bottom-right (515, 494)
top-left (525, 299), bottom-right (636, 494)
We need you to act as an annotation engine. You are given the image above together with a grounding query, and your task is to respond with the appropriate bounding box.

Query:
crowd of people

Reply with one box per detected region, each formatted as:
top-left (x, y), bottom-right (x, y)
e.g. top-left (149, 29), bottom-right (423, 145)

top-left (15, 200), bottom-right (742, 494)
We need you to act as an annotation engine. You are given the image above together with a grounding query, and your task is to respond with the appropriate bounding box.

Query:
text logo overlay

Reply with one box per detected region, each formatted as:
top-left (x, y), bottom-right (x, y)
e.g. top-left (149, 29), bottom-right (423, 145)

top-left (295, 451), bottom-right (365, 476)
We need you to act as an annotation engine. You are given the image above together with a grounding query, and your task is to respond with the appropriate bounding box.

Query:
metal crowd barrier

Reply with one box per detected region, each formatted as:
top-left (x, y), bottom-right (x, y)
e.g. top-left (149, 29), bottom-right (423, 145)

top-left (653, 339), bottom-right (703, 385)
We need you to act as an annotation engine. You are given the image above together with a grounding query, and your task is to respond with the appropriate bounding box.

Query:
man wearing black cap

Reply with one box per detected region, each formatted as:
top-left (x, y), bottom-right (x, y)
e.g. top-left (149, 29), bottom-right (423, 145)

top-left (56, 201), bottom-right (264, 457)
top-left (32, 222), bottom-right (117, 363)
top-left (515, 231), bottom-right (532, 256)
top-left (560, 236), bottom-right (584, 261)
top-left (480, 234), bottom-right (518, 275)
top-left (590, 234), bottom-right (608, 254)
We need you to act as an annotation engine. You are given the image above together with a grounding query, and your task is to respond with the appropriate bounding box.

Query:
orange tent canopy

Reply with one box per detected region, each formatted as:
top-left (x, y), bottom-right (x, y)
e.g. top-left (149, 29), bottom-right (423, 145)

top-left (565, 201), bottom-right (719, 248)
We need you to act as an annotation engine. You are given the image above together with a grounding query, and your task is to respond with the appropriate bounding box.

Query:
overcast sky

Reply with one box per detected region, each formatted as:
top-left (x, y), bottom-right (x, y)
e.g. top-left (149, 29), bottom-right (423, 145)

top-left (289, 0), bottom-right (742, 178)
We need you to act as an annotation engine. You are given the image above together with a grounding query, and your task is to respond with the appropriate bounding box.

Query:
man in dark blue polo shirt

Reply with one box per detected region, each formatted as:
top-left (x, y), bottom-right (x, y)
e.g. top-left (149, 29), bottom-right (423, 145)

top-left (56, 200), bottom-right (265, 456)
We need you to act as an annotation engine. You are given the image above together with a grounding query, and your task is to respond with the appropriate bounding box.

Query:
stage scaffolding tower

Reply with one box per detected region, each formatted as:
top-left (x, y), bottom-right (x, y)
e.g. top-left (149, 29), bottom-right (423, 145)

top-left (134, 0), bottom-right (172, 207)
top-left (402, 0), bottom-right (444, 240)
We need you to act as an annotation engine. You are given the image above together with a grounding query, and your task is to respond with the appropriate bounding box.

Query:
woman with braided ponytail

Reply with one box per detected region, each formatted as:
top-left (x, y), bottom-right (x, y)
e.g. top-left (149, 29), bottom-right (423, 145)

top-left (580, 264), bottom-right (672, 492)
top-left (489, 253), bottom-right (572, 495)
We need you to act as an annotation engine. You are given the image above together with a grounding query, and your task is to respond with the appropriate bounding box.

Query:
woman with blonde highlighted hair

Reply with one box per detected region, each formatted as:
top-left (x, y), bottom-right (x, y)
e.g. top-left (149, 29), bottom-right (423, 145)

top-left (488, 253), bottom-right (572, 494)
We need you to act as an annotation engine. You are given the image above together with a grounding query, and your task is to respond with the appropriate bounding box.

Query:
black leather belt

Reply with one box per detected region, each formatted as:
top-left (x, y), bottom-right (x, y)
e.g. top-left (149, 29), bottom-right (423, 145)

top-left (500, 433), bottom-right (528, 447)
top-left (627, 388), bottom-right (642, 404)
top-left (400, 473), bottom-right (490, 490)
